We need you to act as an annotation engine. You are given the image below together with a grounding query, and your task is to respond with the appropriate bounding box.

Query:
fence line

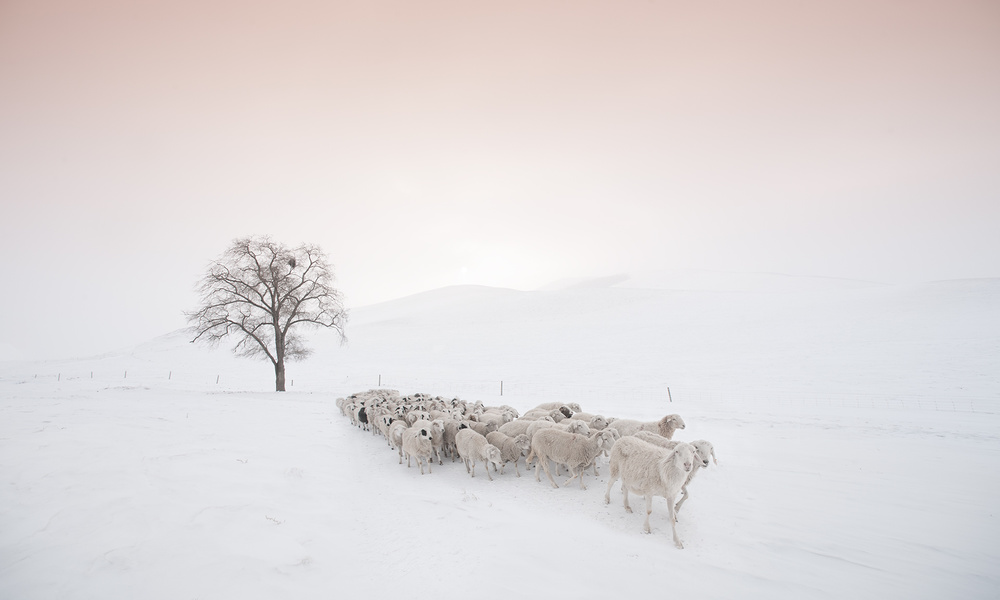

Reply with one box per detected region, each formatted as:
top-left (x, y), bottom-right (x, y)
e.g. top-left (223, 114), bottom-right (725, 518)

top-left (2, 368), bottom-right (996, 414)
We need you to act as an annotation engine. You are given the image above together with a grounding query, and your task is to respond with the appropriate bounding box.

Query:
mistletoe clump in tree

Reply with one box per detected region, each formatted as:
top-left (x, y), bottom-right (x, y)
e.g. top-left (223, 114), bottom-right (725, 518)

top-left (188, 235), bottom-right (347, 391)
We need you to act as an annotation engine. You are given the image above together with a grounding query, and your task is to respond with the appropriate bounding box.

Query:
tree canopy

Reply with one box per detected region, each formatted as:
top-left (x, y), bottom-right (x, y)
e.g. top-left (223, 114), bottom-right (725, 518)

top-left (187, 235), bottom-right (347, 391)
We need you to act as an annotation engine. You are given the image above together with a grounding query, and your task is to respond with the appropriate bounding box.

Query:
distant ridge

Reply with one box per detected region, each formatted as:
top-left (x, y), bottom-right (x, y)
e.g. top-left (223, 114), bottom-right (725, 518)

top-left (541, 269), bottom-right (887, 293)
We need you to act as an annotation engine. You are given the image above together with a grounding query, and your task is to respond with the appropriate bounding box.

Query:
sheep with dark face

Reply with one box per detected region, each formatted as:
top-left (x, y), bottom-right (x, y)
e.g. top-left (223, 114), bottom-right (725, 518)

top-left (353, 405), bottom-right (370, 431)
top-left (401, 425), bottom-right (434, 475)
top-left (375, 414), bottom-right (396, 446)
top-left (442, 420), bottom-right (469, 461)
top-left (533, 401), bottom-right (582, 414)
top-left (412, 419), bottom-right (447, 466)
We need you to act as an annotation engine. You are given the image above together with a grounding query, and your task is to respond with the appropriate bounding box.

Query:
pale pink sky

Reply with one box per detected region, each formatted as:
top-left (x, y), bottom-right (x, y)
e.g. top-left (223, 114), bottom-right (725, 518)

top-left (2, 0), bottom-right (999, 358)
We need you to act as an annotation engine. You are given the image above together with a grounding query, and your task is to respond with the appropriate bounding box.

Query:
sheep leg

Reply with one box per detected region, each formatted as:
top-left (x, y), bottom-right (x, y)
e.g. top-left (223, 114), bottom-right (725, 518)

top-left (470, 459), bottom-right (476, 478)
top-left (486, 460), bottom-right (494, 481)
top-left (514, 459), bottom-right (521, 478)
top-left (562, 465), bottom-right (582, 489)
top-left (674, 485), bottom-right (690, 519)
top-left (666, 494), bottom-right (683, 549)
top-left (623, 487), bottom-right (633, 513)
top-left (427, 458), bottom-right (432, 474)
top-left (604, 474), bottom-right (619, 505)
top-left (418, 458), bottom-right (425, 475)
top-left (540, 458), bottom-right (559, 489)
top-left (643, 494), bottom-right (654, 534)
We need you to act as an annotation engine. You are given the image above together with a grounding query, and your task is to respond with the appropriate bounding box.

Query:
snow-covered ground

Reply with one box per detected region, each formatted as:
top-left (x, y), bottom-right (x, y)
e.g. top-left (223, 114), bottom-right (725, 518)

top-left (2, 271), bottom-right (998, 599)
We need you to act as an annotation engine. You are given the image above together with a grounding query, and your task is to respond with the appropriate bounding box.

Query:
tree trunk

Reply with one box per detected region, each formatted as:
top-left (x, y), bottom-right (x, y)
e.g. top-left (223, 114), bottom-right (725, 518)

top-left (273, 318), bottom-right (286, 392)
top-left (274, 359), bottom-right (286, 392)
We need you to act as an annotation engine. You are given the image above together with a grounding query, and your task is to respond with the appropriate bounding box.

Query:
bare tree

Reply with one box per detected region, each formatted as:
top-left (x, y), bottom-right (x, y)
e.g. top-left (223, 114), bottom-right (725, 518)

top-left (187, 235), bottom-right (348, 391)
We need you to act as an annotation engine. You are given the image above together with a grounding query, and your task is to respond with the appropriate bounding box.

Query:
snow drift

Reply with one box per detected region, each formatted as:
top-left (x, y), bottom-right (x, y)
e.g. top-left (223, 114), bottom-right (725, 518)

top-left (1, 272), bottom-right (998, 599)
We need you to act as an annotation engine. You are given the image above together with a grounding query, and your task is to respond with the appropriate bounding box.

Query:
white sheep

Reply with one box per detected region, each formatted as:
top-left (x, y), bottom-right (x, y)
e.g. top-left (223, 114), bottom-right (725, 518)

top-left (388, 420), bottom-right (409, 463)
top-left (557, 419), bottom-right (590, 435)
top-left (604, 437), bottom-right (695, 548)
top-left (632, 433), bottom-right (718, 518)
top-left (335, 397), bottom-right (350, 417)
top-left (569, 413), bottom-right (609, 430)
top-left (531, 429), bottom-right (617, 490)
top-left (485, 431), bottom-right (532, 477)
top-left (499, 416), bottom-right (553, 437)
top-left (463, 419), bottom-right (498, 437)
top-left (524, 418), bottom-right (591, 468)
top-left (455, 429), bottom-right (503, 481)
top-left (524, 418), bottom-right (560, 443)
top-left (607, 414), bottom-right (686, 439)
top-left (533, 401), bottom-right (583, 414)
top-left (521, 408), bottom-right (569, 423)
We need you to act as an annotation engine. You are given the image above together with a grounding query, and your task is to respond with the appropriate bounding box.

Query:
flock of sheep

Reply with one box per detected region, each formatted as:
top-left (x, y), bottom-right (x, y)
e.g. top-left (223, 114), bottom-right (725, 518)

top-left (336, 388), bottom-right (717, 549)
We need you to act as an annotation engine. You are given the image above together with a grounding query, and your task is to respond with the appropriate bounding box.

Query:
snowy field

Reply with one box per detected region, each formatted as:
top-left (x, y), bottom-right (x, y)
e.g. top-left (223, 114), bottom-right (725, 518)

top-left (2, 272), bottom-right (998, 599)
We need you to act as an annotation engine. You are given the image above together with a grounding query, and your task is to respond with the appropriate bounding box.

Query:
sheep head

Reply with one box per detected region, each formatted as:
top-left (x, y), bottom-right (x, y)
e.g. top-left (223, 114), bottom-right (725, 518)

top-left (486, 445), bottom-right (503, 469)
top-left (658, 414), bottom-right (686, 438)
top-left (513, 434), bottom-right (531, 455)
top-left (597, 430), bottom-right (617, 453)
top-left (672, 443), bottom-right (695, 473)
top-left (692, 440), bottom-right (717, 466)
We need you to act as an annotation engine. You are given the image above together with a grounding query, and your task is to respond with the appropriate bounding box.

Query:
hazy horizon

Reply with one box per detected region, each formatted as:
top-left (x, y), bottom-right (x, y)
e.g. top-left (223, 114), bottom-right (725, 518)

top-left (2, 0), bottom-right (998, 359)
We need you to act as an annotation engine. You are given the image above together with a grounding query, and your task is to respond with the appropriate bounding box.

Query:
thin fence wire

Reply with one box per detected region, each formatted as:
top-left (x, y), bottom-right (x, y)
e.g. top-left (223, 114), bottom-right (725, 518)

top-left (3, 368), bottom-right (996, 414)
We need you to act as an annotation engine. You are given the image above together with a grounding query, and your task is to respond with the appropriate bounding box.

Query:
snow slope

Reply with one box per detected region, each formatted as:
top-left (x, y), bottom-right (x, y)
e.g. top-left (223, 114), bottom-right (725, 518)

top-left (1, 273), bottom-right (998, 599)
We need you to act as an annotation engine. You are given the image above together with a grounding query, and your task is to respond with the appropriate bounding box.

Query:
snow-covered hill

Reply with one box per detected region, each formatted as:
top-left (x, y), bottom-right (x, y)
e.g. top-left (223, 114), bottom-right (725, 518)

top-left (1, 274), bottom-right (998, 599)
